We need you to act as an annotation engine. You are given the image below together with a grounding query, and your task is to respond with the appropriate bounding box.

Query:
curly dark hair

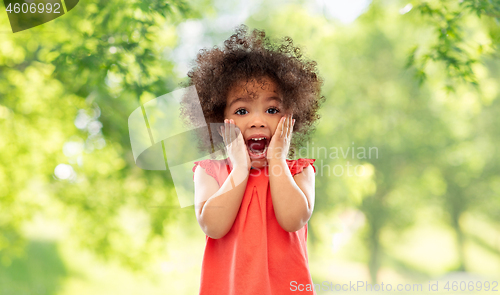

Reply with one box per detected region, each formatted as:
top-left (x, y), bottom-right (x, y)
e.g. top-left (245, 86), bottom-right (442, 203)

top-left (180, 24), bottom-right (325, 159)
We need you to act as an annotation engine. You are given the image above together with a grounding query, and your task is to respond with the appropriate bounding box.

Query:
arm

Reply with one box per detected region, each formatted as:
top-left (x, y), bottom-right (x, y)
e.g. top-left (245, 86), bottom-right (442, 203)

top-left (266, 114), bottom-right (315, 232)
top-left (194, 118), bottom-right (251, 239)
top-left (268, 159), bottom-right (315, 232)
top-left (194, 164), bottom-right (249, 239)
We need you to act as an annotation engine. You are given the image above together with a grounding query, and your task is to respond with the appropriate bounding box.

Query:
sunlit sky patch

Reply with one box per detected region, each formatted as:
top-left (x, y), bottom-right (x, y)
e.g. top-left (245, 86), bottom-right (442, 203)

top-left (316, 0), bottom-right (372, 23)
top-left (170, 0), bottom-right (372, 77)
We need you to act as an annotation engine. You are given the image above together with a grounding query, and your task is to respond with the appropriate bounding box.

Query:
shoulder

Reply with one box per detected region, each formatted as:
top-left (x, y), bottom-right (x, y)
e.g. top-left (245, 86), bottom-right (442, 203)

top-left (285, 158), bottom-right (316, 176)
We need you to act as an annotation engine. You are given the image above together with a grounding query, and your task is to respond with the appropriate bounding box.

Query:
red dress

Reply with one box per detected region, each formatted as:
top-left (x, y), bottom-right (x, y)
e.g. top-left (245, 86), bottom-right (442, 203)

top-left (192, 158), bottom-right (317, 295)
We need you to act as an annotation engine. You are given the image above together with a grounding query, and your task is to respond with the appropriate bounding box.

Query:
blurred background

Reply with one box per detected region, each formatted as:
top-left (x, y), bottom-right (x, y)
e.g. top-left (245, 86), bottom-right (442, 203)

top-left (1, 0), bottom-right (500, 294)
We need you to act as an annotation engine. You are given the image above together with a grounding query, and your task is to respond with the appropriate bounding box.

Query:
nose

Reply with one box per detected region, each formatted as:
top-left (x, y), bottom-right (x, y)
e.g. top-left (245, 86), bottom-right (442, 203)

top-left (250, 112), bottom-right (266, 128)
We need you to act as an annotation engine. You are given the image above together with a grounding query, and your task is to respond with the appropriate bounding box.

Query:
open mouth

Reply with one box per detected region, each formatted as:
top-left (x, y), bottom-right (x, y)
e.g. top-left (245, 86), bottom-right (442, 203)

top-left (246, 137), bottom-right (269, 159)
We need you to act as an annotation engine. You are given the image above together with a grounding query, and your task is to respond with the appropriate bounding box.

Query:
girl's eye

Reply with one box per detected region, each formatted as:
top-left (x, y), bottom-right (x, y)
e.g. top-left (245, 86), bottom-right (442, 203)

top-left (266, 107), bottom-right (280, 114)
top-left (235, 108), bottom-right (248, 115)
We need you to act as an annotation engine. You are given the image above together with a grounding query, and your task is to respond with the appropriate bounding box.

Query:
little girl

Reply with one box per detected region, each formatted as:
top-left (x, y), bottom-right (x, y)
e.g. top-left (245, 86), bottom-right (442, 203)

top-left (182, 25), bottom-right (324, 295)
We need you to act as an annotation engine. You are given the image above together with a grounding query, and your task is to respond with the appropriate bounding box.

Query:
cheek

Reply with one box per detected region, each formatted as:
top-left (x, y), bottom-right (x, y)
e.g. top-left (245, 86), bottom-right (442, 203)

top-left (231, 120), bottom-right (245, 134)
top-left (236, 123), bottom-right (245, 134)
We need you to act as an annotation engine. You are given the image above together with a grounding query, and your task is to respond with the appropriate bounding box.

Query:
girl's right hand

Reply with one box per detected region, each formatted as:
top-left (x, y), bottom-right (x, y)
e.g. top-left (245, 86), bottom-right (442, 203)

top-left (219, 119), bottom-right (251, 172)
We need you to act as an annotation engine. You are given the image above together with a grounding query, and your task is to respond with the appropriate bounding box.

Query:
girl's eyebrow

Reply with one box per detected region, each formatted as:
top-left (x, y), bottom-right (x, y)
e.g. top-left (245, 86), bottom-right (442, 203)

top-left (266, 96), bottom-right (282, 104)
top-left (228, 97), bottom-right (251, 108)
top-left (228, 96), bottom-right (282, 108)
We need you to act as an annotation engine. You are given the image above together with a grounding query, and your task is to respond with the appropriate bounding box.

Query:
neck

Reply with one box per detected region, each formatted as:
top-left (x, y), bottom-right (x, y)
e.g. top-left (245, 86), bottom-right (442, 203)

top-left (250, 158), bottom-right (268, 170)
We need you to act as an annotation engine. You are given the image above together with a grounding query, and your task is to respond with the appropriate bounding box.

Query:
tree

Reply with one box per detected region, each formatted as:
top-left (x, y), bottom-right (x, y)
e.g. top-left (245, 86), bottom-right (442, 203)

top-left (0, 0), bottom-right (212, 271)
top-left (248, 0), bottom-right (500, 283)
top-left (408, 0), bottom-right (500, 89)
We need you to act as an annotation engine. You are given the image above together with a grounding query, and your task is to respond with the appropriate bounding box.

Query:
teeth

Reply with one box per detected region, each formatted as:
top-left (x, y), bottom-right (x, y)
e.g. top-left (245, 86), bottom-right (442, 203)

top-left (250, 137), bottom-right (266, 141)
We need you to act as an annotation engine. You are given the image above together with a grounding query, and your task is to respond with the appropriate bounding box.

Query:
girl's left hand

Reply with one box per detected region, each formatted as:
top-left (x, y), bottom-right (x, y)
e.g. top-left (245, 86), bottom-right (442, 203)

top-left (266, 114), bottom-right (295, 163)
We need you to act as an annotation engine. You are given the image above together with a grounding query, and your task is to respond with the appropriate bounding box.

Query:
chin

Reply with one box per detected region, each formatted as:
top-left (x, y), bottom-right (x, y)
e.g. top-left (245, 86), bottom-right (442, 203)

top-left (250, 158), bottom-right (268, 169)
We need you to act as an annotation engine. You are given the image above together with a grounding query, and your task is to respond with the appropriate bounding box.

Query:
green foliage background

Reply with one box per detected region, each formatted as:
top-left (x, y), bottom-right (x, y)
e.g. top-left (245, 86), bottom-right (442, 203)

top-left (0, 0), bottom-right (499, 294)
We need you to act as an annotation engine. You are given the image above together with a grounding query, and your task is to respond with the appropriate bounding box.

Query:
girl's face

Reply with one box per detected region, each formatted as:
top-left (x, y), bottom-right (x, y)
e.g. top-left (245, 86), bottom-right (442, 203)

top-left (224, 77), bottom-right (287, 168)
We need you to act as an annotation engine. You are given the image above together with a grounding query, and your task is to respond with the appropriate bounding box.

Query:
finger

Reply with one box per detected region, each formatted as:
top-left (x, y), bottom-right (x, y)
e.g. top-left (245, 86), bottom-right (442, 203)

top-left (285, 114), bottom-right (290, 139)
top-left (229, 119), bottom-right (235, 145)
top-left (289, 118), bottom-right (295, 138)
top-left (225, 119), bottom-right (230, 146)
top-left (279, 116), bottom-right (285, 138)
top-left (235, 124), bottom-right (243, 144)
top-left (218, 125), bottom-right (223, 137)
top-left (283, 115), bottom-right (287, 140)
top-left (224, 119), bottom-right (231, 146)
top-left (288, 115), bottom-right (292, 135)
top-left (222, 126), bottom-right (226, 146)
top-left (222, 120), bottom-right (226, 146)
top-left (221, 120), bottom-right (225, 145)
top-left (233, 119), bottom-right (237, 145)
top-left (221, 126), bottom-right (224, 145)
top-left (287, 115), bottom-right (294, 138)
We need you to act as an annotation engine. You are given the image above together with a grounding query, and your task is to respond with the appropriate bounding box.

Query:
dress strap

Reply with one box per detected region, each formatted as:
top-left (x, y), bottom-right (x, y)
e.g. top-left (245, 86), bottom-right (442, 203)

top-left (192, 159), bottom-right (233, 187)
